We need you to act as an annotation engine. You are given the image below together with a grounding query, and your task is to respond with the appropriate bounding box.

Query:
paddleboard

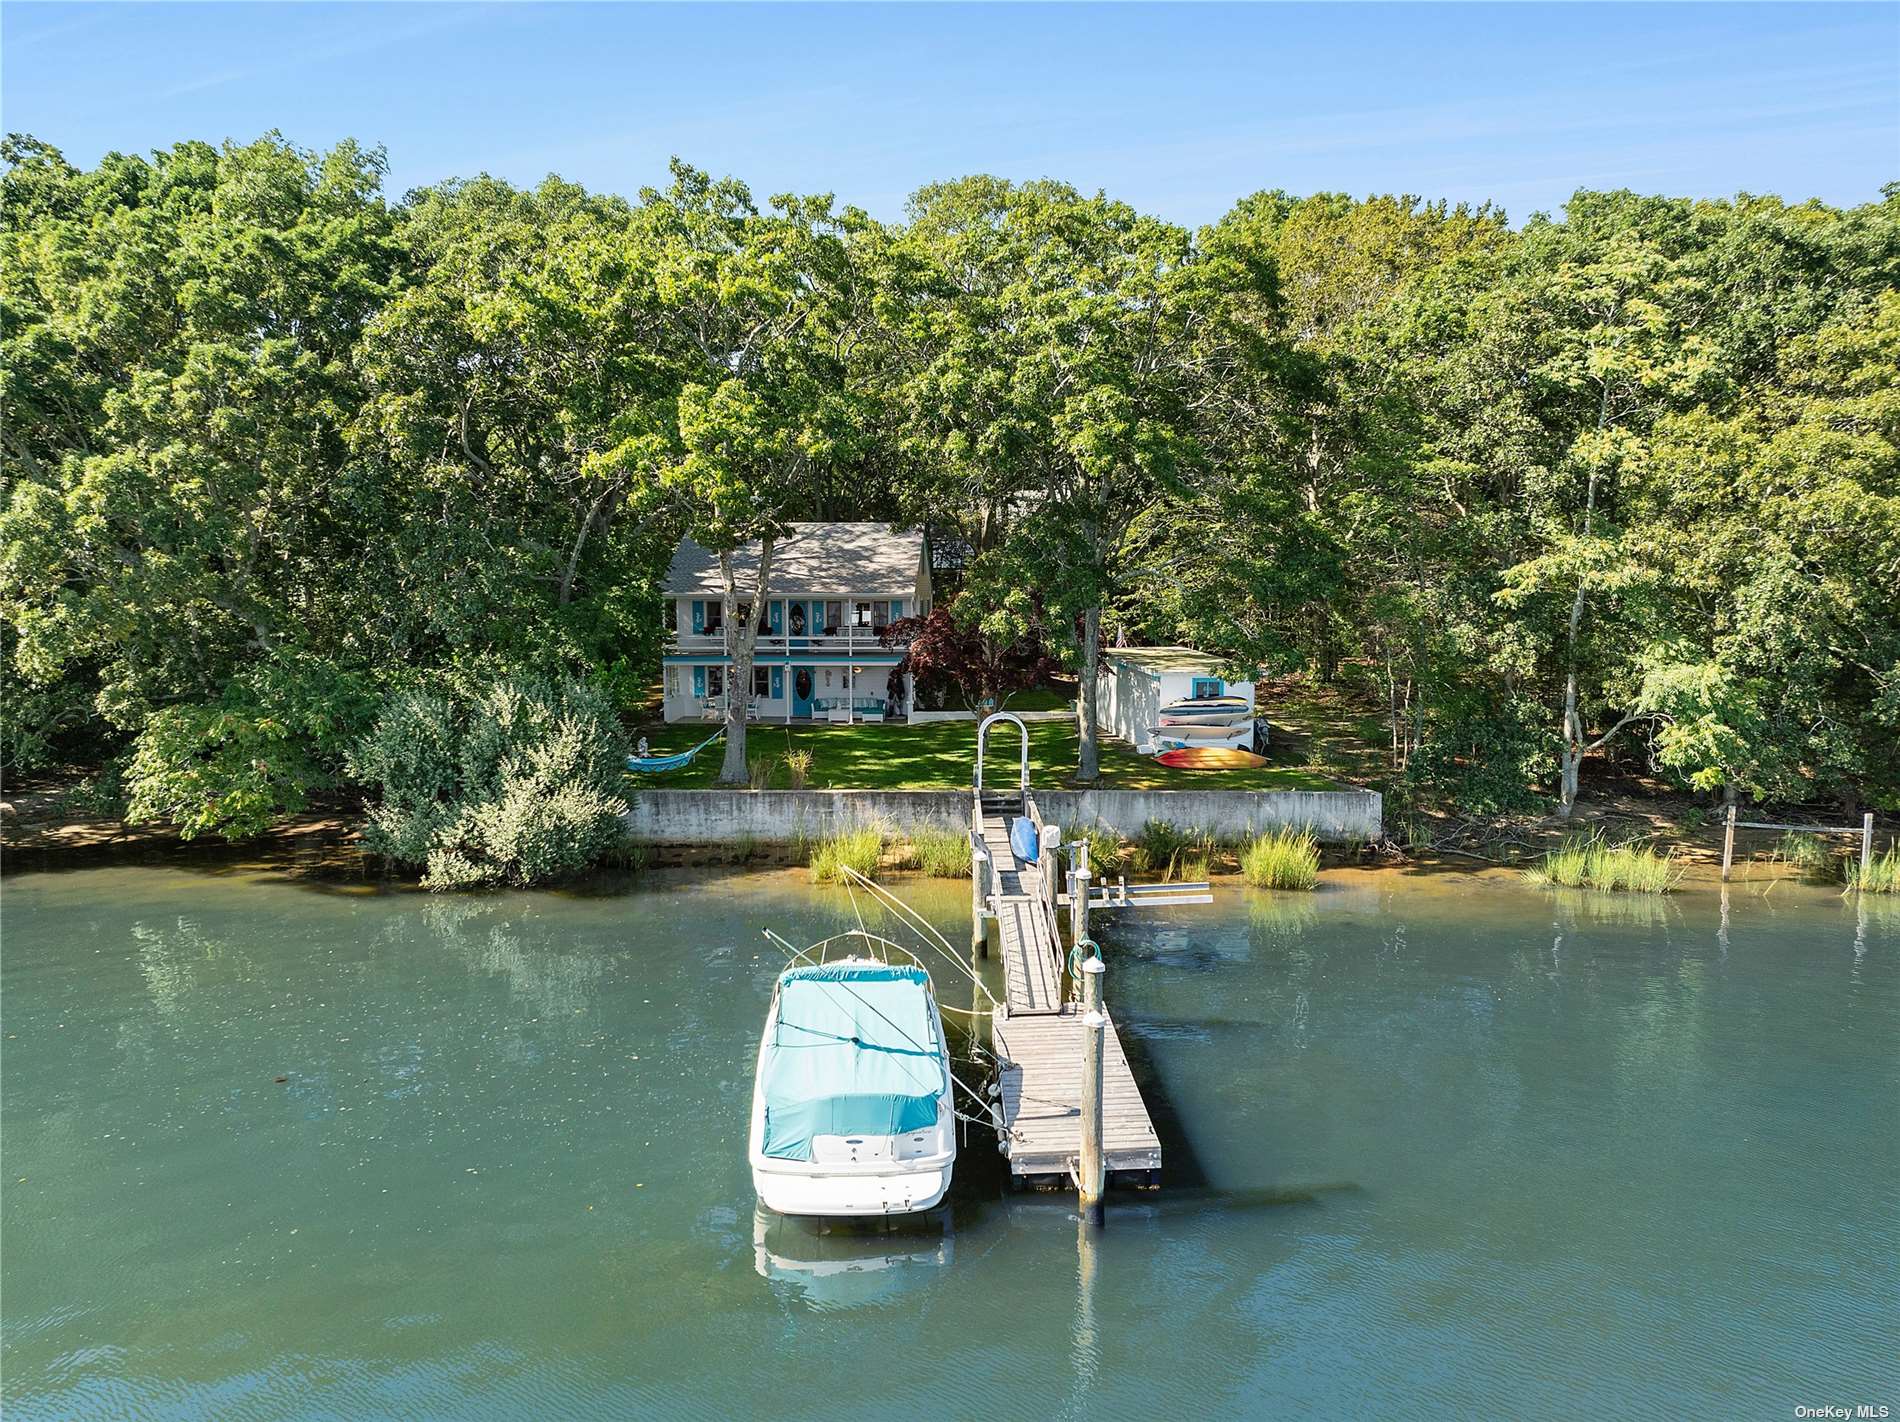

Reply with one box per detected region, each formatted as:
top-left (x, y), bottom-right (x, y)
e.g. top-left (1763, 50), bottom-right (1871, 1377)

top-left (1154, 746), bottom-right (1268, 770)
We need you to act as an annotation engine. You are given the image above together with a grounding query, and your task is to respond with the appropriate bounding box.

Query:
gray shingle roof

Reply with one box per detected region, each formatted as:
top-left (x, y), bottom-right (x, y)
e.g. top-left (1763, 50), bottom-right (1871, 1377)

top-left (665, 522), bottom-right (925, 598)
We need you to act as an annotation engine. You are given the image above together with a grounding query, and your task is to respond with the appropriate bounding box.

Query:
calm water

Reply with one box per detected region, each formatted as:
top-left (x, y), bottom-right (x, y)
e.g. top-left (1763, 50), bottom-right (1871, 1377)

top-left (3, 864), bottom-right (1896, 1418)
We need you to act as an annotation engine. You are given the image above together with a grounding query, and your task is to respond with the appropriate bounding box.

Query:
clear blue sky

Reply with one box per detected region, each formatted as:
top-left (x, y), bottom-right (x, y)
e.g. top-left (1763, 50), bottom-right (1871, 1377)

top-left (3, 2), bottom-right (1894, 225)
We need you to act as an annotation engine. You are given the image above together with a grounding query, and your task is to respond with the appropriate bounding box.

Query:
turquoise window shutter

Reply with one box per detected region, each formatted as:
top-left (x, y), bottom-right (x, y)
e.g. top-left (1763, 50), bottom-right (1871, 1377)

top-left (771, 667), bottom-right (783, 699)
top-left (692, 666), bottom-right (705, 698)
top-left (691, 601), bottom-right (705, 634)
top-left (770, 601), bottom-right (783, 633)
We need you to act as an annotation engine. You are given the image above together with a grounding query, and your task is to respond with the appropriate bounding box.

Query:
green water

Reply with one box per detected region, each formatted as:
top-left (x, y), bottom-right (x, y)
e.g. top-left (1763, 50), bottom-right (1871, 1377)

top-left (4, 865), bottom-right (1896, 1418)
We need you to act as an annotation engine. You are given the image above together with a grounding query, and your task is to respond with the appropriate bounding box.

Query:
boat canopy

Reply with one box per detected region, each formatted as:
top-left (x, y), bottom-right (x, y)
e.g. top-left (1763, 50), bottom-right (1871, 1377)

top-left (761, 963), bottom-right (944, 1162)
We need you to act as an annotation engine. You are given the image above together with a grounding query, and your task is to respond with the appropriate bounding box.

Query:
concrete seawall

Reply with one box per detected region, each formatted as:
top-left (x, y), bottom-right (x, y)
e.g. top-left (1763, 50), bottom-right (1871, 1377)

top-left (624, 787), bottom-right (1382, 844)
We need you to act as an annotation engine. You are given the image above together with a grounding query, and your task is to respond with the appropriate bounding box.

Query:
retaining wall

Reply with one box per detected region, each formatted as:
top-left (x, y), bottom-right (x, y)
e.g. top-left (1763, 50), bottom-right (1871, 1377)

top-left (624, 787), bottom-right (1381, 844)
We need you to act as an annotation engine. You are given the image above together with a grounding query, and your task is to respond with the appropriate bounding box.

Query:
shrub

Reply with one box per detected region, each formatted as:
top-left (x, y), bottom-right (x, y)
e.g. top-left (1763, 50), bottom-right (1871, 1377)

top-left (808, 826), bottom-right (884, 884)
top-left (348, 675), bottom-right (630, 890)
top-left (748, 754), bottom-right (778, 790)
top-left (907, 825), bottom-right (969, 878)
top-left (1847, 846), bottom-right (1900, 894)
top-left (1241, 827), bottom-right (1320, 890)
top-left (1523, 834), bottom-right (1680, 894)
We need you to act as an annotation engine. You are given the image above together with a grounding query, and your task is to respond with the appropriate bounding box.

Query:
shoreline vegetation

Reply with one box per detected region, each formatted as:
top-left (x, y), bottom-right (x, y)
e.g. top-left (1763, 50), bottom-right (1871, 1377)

top-left (5, 139), bottom-right (1896, 891)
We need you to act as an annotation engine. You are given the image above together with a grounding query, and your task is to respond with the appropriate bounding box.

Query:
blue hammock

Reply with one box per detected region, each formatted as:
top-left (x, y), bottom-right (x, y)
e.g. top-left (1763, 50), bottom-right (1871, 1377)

top-left (626, 726), bottom-right (724, 773)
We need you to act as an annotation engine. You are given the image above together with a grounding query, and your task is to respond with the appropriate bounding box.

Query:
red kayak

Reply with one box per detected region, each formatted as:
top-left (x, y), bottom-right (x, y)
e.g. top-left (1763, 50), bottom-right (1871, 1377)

top-left (1154, 747), bottom-right (1268, 770)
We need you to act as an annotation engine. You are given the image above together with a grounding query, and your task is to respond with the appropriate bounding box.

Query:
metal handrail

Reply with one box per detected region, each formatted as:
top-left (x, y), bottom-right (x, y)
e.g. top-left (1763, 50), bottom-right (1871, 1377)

top-left (974, 710), bottom-right (1030, 797)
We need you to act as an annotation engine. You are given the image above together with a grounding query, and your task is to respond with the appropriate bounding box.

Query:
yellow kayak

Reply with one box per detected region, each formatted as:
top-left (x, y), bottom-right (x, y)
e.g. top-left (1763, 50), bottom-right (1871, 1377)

top-left (1154, 747), bottom-right (1268, 770)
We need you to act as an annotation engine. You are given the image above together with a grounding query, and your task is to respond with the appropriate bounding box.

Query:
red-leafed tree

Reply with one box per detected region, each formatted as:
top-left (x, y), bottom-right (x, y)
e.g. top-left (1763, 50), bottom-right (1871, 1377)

top-left (882, 606), bottom-right (1060, 715)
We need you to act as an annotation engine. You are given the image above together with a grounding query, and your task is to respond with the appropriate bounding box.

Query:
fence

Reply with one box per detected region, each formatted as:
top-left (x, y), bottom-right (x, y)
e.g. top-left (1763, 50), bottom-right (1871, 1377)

top-left (1721, 804), bottom-right (1878, 883)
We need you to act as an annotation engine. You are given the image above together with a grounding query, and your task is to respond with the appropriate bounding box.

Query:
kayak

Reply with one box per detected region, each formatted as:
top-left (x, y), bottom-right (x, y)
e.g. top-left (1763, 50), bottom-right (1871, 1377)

top-left (1157, 707), bottom-right (1253, 727)
top-left (1160, 695), bottom-right (1249, 713)
top-left (1154, 746), bottom-right (1269, 770)
top-left (1153, 722), bottom-right (1253, 741)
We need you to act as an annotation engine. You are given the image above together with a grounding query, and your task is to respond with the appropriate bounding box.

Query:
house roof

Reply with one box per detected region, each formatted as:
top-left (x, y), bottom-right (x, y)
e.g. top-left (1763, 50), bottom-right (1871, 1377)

top-left (1107, 645), bottom-right (1255, 679)
top-left (665, 522), bottom-right (925, 598)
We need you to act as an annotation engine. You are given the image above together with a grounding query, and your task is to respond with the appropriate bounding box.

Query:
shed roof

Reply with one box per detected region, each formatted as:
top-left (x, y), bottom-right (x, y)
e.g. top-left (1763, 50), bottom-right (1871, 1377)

top-left (665, 522), bottom-right (925, 598)
top-left (1107, 645), bottom-right (1255, 678)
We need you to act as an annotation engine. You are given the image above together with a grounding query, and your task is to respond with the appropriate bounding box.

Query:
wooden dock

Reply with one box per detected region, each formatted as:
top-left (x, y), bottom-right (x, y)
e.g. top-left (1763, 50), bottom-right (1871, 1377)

top-left (974, 781), bottom-right (1163, 1188)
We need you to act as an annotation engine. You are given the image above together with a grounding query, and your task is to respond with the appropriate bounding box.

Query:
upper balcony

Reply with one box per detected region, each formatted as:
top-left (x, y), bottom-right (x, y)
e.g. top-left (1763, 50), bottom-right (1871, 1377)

top-left (666, 624), bottom-right (909, 658)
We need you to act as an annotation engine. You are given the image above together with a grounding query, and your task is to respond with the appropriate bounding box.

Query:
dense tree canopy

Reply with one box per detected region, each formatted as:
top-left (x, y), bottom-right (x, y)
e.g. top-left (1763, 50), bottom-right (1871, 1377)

top-left (4, 132), bottom-right (1895, 838)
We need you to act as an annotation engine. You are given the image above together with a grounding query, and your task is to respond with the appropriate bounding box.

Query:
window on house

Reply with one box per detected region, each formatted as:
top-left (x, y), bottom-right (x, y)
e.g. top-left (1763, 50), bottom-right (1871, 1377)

top-left (1192, 677), bottom-right (1224, 699)
top-left (707, 667), bottom-right (724, 699)
top-left (825, 601), bottom-right (842, 634)
top-left (853, 602), bottom-right (874, 628)
top-left (753, 666), bottom-right (771, 698)
top-left (704, 602), bottom-right (723, 634)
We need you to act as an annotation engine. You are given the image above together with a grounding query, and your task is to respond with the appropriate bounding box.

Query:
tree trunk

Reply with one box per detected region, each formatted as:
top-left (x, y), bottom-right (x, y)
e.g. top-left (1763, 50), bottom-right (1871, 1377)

top-left (716, 539), bottom-right (775, 786)
top-left (1076, 605), bottom-right (1101, 783)
top-left (1558, 375), bottom-right (1613, 820)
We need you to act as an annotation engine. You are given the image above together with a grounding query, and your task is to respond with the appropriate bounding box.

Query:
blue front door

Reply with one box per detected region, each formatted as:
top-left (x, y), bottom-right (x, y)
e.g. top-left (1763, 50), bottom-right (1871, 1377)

top-left (792, 665), bottom-right (815, 717)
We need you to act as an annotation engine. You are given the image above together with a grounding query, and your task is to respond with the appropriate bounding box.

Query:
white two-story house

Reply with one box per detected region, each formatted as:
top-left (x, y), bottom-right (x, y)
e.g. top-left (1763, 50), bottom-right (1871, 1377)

top-left (660, 522), bottom-right (932, 723)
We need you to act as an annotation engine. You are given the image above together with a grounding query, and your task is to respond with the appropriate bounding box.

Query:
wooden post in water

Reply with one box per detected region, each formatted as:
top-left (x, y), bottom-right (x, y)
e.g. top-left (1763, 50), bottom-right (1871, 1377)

top-left (970, 827), bottom-right (989, 959)
top-left (1862, 812), bottom-right (1876, 885)
top-left (1721, 803), bottom-right (1737, 881)
top-left (1069, 840), bottom-right (1091, 955)
top-left (1078, 956), bottom-right (1106, 1228)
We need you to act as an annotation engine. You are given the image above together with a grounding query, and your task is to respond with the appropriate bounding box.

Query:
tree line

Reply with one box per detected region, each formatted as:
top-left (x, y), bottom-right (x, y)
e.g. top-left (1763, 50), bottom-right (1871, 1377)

top-left (4, 132), bottom-right (1896, 838)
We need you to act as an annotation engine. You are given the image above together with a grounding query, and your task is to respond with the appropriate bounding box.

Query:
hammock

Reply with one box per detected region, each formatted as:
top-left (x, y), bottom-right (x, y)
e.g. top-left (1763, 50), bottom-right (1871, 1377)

top-left (626, 726), bottom-right (724, 773)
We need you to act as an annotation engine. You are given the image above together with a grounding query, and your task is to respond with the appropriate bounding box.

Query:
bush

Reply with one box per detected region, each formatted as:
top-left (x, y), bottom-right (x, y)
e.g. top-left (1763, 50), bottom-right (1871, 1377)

top-left (907, 825), bottom-right (968, 878)
top-left (1523, 835), bottom-right (1680, 894)
top-left (808, 826), bottom-right (884, 884)
top-left (348, 675), bottom-right (630, 890)
top-left (1847, 846), bottom-right (1900, 894)
top-left (1241, 827), bottom-right (1320, 890)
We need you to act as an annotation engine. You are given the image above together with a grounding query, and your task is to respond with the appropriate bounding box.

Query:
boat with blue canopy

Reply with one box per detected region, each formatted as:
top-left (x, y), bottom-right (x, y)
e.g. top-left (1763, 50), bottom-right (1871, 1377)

top-left (748, 954), bottom-right (956, 1217)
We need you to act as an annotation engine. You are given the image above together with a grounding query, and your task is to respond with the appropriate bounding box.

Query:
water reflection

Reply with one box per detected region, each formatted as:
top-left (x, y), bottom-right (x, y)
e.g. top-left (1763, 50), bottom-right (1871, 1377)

top-left (751, 1205), bottom-right (954, 1311)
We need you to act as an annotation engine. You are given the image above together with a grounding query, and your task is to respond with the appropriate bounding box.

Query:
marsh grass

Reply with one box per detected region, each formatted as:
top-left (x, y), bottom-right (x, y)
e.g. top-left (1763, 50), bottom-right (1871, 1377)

top-left (1523, 835), bottom-right (1681, 894)
top-left (907, 825), bottom-right (969, 878)
top-left (1776, 831), bottom-right (1833, 878)
top-left (782, 748), bottom-right (814, 790)
top-left (1847, 845), bottom-right (1900, 894)
top-left (1240, 827), bottom-right (1320, 890)
top-left (808, 825), bottom-right (884, 884)
top-left (1132, 819), bottom-right (1191, 876)
top-left (1063, 823), bottom-right (1126, 876)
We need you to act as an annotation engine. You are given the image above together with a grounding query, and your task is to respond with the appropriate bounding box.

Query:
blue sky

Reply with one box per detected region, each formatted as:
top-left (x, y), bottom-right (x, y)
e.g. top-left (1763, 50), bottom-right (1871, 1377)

top-left (3, 2), bottom-right (1894, 225)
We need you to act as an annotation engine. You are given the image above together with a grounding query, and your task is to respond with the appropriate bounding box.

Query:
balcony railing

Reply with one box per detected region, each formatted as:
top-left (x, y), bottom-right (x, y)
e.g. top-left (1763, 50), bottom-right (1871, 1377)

top-left (668, 627), bottom-right (906, 656)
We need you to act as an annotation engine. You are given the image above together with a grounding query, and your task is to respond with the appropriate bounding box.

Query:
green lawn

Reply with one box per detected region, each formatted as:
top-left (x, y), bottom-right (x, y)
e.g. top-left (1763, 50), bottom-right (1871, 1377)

top-left (626, 717), bottom-right (1334, 791)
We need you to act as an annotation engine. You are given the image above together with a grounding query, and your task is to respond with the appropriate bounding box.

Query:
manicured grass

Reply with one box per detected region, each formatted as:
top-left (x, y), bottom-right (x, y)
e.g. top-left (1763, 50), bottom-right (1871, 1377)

top-left (1240, 827), bottom-right (1321, 890)
top-left (625, 718), bottom-right (1334, 791)
top-left (1523, 835), bottom-right (1681, 894)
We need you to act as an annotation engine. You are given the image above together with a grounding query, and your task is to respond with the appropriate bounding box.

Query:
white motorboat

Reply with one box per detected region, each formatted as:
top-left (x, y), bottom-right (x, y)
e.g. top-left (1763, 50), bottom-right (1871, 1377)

top-left (748, 953), bottom-right (956, 1218)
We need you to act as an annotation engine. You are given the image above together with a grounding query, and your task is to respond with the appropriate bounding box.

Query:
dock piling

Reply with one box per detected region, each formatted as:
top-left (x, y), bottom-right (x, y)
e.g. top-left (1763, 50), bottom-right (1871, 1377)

top-left (1069, 840), bottom-right (1091, 960)
top-left (1078, 956), bottom-right (1106, 1227)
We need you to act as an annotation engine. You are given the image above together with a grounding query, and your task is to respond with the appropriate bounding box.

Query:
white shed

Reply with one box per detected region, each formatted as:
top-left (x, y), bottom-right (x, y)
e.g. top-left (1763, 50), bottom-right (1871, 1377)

top-left (1100, 647), bottom-right (1259, 752)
